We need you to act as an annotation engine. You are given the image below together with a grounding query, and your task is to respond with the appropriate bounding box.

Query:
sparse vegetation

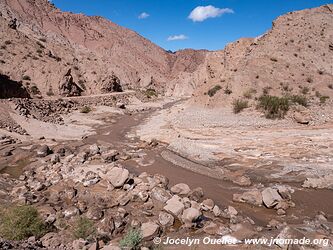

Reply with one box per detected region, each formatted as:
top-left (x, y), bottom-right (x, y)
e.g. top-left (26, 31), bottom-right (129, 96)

top-left (233, 99), bottom-right (249, 114)
top-left (72, 217), bottom-right (96, 240)
top-left (46, 88), bottom-right (54, 96)
top-left (224, 86), bottom-right (232, 95)
top-left (30, 85), bottom-right (40, 95)
top-left (80, 106), bottom-right (92, 113)
top-left (319, 95), bottom-right (329, 104)
top-left (145, 88), bottom-right (158, 98)
top-left (243, 88), bottom-right (257, 99)
top-left (270, 57), bottom-right (278, 62)
top-left (22, 75), bottom-right (31, 81)
top-left (301, 86), bottom-right (310, 95)
top-left (262, 86), bottom-right (271, 95)
top-left (4, 40), bottom-right (12, 45)
top-left (119, 228), bottom-right (142, 249)
top-left (207, 85), bottom-right (222, 97)
top-left (0, 205), bottom-right (47, 240)
top-left (289, 95), bottom-right (308, 107)
top-left (328, 84), bottom-right (333, 90)
top-left (257, 95), bottom-right (290, 119)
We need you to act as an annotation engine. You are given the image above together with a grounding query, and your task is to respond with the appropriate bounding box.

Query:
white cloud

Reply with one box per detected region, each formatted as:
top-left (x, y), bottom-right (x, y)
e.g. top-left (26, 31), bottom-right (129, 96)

top-left (167, 34), bottom-right (188, 41)
top-left (138, 12), bottom-right (150, 19)
top-left (188, 5), bottom-right (234, 22)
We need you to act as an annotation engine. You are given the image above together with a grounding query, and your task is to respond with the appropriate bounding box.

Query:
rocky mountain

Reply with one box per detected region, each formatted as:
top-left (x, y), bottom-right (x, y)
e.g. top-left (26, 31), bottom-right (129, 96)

top-left (191, 4), bottom-right (333, 107)
top-left (0, 0), bottom-right (207, 97)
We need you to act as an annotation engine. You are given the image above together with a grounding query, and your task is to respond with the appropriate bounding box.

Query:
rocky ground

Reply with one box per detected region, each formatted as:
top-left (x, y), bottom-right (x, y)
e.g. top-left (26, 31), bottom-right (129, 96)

top-left (0, 95), bottom-right (332, 249)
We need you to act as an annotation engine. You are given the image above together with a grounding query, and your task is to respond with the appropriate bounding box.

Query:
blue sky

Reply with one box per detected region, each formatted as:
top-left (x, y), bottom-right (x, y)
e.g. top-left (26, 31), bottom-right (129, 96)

top-left (51, 0), bottom-right (332, 51)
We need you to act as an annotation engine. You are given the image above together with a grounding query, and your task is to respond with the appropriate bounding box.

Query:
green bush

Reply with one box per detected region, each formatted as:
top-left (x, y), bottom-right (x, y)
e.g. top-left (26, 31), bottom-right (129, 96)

top-left (207, 85), bottom-right (222, 97)
top-left (243, 88), bottom-right (257, 99)
top-left (289, 95), bottom-right (308, 107)
top-left (80, 106), bottom-right (92, 113)
top-left (320, 95), bottom-right (329, 104)
top-left (72, 217), bottom-right (96, 240)
top-left (257, 95), bottom-right (290, 119)
top-left (0, 205), bottom-right (47, 240)
top-left (233, 99), bottom-right (249, 114)
top-left (119, 228), bottom-right (142, 249)
top-left (145, 88), bottom-right (157, 98)
top-left (30, 85), bottom-right (40, 95)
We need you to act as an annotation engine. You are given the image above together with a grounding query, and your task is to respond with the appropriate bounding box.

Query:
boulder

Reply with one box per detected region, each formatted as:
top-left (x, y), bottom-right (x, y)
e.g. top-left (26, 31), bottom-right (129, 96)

top-left (163, 195), bottom-right (185, 216)
top-left (188, 187), bottom-right (204, 201)
top-left (261, 187), bottom-right (283, 208)
top-left (233, 190), bottom-right (263, 206)
top-left (107, 167), bottom-right (129, 188)
top-left (170, 183), bottom-right (191, 195)
top-left (37, 145), bottom-right (51, 157)
top-left (151, 187), bottom-right (172, 203)
top-left (59, 69), bottom-right (83, 97)
top-left (50, 154), bottom-right (60, 164)
top-left (158, 211), bottom-right (174, 227)
top-left (201, 199), bottom-right (214, 211)
top-left (86, 206), bottom-right (104, 220)
top-left (89, 144), bottom-right (100, 156)
top-left (181, 207), bottom-right (201, 225)
top-left (62, 206), bottom-right (80, 219)
top-left (141, 222), bottom-right (159, 240)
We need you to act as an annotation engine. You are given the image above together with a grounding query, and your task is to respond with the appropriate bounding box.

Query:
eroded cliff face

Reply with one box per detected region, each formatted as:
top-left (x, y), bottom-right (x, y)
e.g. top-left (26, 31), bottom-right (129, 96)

top-left (0, 0), bottom-right (207, 97)
top-left (0, 74), bottom-right (30, 99)
top-left (191, 5), bottom-right (333, 107)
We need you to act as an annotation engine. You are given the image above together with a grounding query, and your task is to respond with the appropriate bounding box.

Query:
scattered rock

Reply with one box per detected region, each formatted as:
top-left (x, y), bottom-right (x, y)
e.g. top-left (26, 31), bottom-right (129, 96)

top-left (141, 222), bottom-right (159, 240)
top-left (37, 145), bottom-right (51, 157)
top-left (107, 167), bottom-right (129, 188)
top-left (262, 187), bottom-right (283, 208)
top-left (233, 190), bottom-right (263, 206)
top-left (170, 183), bottom-right (191, 195)
top-left (164, 195), bottom-right (185, 216)
top-left (158, 211), bottom-right (174, 227)
top-left (181, 207), bottom-right (201, 226)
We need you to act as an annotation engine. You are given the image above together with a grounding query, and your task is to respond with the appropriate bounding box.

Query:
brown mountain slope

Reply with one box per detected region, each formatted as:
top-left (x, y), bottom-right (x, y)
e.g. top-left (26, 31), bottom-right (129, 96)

top-left (191, 4), bottom-right (333, 107)
top-left (0, 0), bottom-right (207, 97)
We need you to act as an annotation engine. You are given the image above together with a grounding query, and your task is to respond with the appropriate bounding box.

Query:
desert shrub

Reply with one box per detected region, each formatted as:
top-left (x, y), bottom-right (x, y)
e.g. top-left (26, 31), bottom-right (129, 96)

top-left (145, 88), bottom-right (157, 98)
top-left (22, 75), bottom-right (31, 81)
top-left (257, 95), bottom-right (290, 119)
top-left (262, 86), bottom-right (271, 95)
top-left (0, 205), bottom-right (47, 240)
top-left (233, 99), bottom-right (249, 114)
top-left (328, 84), bottom-right (333, 90)
top-left (0, 45), bottom-right (6, 50)
top-left (30, 85), bottom-right (40, 95)
top-left (207, 85), bottom-right (222, 97)
top-left (224, 86), bottom-right (232, 95)
top-left (4, 40), bottom-right (12, 45)
top-left (243, 88), bottom-right (257, 99)
top-left (46, 88), bottom-right (54, 96)
top-left (315, 91), bottom-right (321, 98)
top-left (36, 41), bottom-right (45, 49)
top-left (73, 66), bottom-right (79, 70)
top-left (270, 57), bottom-right (278, 62)
top-left (0, 60), bottom-right (5, 64)
top-left (289, 95), bottom-right (308, 107)
top-left (320, 95), bottom-right (329, 104)
top-left (306, 77), bottom-right (313, 83)
top-left (119, 228), bottom-right (142, 249)
top-left (72, 217), bottom-right (96, 240)
top-left (39, 38), bottom-right (47, 43)
top-left (301, 87), bottom-right (310, 95)
top-left (80, 106), bottom-right (92, 113)
top-left (36, 49), bottom-right (43, 54)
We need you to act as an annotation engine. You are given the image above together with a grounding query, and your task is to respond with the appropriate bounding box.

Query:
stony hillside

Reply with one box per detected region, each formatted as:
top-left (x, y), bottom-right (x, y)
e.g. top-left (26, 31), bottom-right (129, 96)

top-left (0, 0), bottom-right (207, 97)
top-left (191, 4), bottom-right (333, 108)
